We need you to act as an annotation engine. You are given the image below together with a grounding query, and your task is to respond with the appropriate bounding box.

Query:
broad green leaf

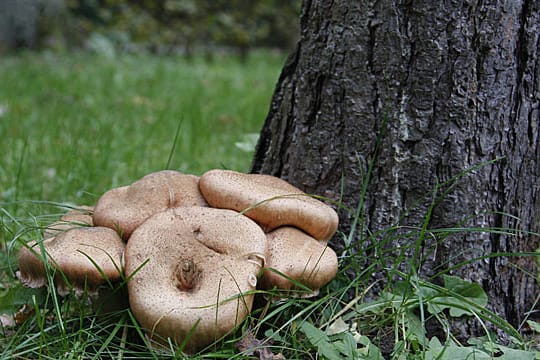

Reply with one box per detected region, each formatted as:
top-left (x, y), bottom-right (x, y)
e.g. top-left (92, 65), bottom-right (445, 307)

top-left (356, 335), bottom-right (384, 360)
top-left (234, 133), bottom-right (259, 152)
top-left (0, 283), bottom-right (46, 314)
top-left (264, 329), bottom-right (284, 343)
top-left (415, 283), bottom-right (441, 313)
top-left (426, 275), bottom-right (488, 317)
top-left (527, 320), bottom-right (540, 333)
top-left (442, 275), bottom-right (488, 317)
top-left (495, 345), bottom-right (536, 360)
top-left (299, 321), bottom-right (341, 360)
top-left (391, 340), bottom-right (406, 359)
top-left (443, 275), bottom-right (487, 301)
top-left (331, 332), bottom-right (358, 359)
top-left (404, 310), bottom-right (428, 347)
top-left (425, 337), bottom-right (492, 360)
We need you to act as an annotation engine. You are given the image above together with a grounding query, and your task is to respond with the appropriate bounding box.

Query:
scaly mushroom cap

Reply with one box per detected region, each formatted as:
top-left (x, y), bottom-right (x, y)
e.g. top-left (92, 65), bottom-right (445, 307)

top-left (17, 226), bottom-right (124, 296)
top-left (93, 170), bottom-right (207, 239)
top-left (199, 169), bottom-right (339, 241)
top-left (125, 206), bottom-right (266, 353)
top-left (261, 227), bottom-right (338, 296)
top-left (43, 205), bottom-right (94, 239)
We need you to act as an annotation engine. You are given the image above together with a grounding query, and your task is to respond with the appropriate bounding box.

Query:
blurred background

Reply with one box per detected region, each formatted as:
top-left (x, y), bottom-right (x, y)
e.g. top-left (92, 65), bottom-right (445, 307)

top-left (0, 0), bottom-right (300, 58)
top-left (0, 0), bottom-right (301, 213)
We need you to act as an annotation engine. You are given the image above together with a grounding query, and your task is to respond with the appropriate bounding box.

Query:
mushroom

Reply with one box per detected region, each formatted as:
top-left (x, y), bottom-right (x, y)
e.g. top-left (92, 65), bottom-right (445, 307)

top-left (199, 169), bottom-right (339, 241)
top-left (43, 205), bottom-right (94, 238)
top-left (260, 227), bottom-right (338, 296)
top-left (17, 226), bottom-right (125, 297)
top-left (93, 170), bottom-right (207, 239)
top-left (125, 206), bottom-right (266, 353)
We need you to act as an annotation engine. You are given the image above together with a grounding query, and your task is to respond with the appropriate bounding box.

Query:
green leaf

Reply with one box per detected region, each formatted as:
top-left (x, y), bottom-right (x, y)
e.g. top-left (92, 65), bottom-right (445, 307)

top-left (350, 335), bottom-right (384, 360)
top-left (495, 345), bottom-right (536, 360)
top-left (443, 275), bottom-right (488, 316)
top-left (426, 275), bottom-right (488, 317)
top-left (299, 321), bottom-right (341, 360)
top-left (527, 320), bottom-right (540, 333)
top-left (363, 339), bottom-right (385, 360)
top-left (234, 133), bottom-right (259, 152)
top-left (425, 337), bottom-right (491, 360)
top-left (264, 329), bottom-right (284, 343)
top-left (331, 332), bottom-right (357, 359)
top-left (404, 310), bottom-right (428, 347)
top-left (0, 283), bottom-right (46, 314)
top-left (443, 275), bottom-right (487, 300)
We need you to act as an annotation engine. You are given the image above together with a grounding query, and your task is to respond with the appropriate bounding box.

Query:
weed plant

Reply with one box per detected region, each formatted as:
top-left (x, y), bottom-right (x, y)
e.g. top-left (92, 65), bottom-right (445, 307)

top-left (0, 52), bottom-right (538, 359)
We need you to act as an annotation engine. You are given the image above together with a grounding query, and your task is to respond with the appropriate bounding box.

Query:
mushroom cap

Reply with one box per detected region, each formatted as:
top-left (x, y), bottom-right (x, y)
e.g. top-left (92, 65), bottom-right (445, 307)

top-left (43, 205), bottom-right (94, 239)
top-left (199, 169), bottom-right (339, 241)
top-left (125, 206), bottom-right (266, 353)
top-left (17, 226), bottom-right (124, 296)
top-left (260, 227), bottom-right (338, 295)
top-left (93, 170), bottom-right (207, 239)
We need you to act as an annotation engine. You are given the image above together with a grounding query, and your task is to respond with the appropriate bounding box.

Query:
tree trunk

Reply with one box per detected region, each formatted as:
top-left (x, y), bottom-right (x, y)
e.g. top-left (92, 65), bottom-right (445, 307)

top-left (0, 0), bottom-right (39, 52)
top-left (252, 0), bottom-right (539, 337)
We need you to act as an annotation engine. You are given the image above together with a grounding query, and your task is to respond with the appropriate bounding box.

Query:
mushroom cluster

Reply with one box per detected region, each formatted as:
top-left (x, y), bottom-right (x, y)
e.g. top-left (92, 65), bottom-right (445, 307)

top-left (17, 169), bottom-right (339, 353)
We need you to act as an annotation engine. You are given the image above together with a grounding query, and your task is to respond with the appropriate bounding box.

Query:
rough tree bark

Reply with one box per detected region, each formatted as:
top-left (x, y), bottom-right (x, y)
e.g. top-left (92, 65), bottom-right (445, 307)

top-left (252, 0), bottom-right (539, 336)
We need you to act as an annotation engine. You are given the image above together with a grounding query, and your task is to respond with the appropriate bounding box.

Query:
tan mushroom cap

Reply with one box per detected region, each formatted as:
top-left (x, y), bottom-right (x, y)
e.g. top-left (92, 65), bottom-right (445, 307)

top-left (125, 206), bottom-right (266, 353)
top-left (17, 226), bottom-right (124, 296)
top-left (199, 169), bottom-right (339, 241)
top-left (260, 227), bottom-right (338, 296)
top-left (93, 170), bottom-right (207, 239)
top-left (43, 205), bottom-right (94, 239)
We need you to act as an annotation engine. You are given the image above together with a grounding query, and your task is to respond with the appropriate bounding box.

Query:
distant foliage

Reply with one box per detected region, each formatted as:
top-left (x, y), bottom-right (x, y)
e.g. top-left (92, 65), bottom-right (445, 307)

top-left (0, 0), bottom-right (300, 55)
top-left (65, 0), bottom-right (301, 56)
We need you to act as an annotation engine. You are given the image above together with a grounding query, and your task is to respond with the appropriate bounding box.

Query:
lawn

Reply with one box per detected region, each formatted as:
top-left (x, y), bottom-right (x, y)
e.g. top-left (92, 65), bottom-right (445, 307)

top-left (0, 51), bottom-right (280, 212)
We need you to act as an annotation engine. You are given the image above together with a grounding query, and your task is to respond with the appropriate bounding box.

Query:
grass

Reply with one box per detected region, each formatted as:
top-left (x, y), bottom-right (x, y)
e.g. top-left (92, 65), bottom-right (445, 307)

top-left (0, 50), bottom-right (278, 211)
top-left (1, 51), bottom-right (539, 359)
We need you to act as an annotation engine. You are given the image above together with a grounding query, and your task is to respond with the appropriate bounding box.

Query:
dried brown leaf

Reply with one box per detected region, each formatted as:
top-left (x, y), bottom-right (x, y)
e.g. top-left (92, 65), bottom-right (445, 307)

top-left (236, 327), bottom-right (285, 360)
top-left (0, 314), bottom-right (15, 328)
top-left (0, 305), bottom-right (34, 329)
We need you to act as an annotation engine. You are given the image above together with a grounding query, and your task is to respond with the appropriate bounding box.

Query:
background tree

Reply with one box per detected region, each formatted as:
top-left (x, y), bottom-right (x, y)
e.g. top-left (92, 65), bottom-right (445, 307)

top-left (0, 0), bottom-right (66, 52)
top-left (252, 0), bottom-right (539, 336)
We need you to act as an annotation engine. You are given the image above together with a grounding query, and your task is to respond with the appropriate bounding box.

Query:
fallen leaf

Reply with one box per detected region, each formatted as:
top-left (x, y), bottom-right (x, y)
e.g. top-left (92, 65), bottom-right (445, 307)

top-left (1, 305), bottom-right (34, 328)
top-left (13, 305), bottom-right (34, 324)
top-left (327, 317), bottom-right (349, 336)
top-left (236, 327), bottom-right (285, 360)
top-left (0, 314), bottom-right (15, 328)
